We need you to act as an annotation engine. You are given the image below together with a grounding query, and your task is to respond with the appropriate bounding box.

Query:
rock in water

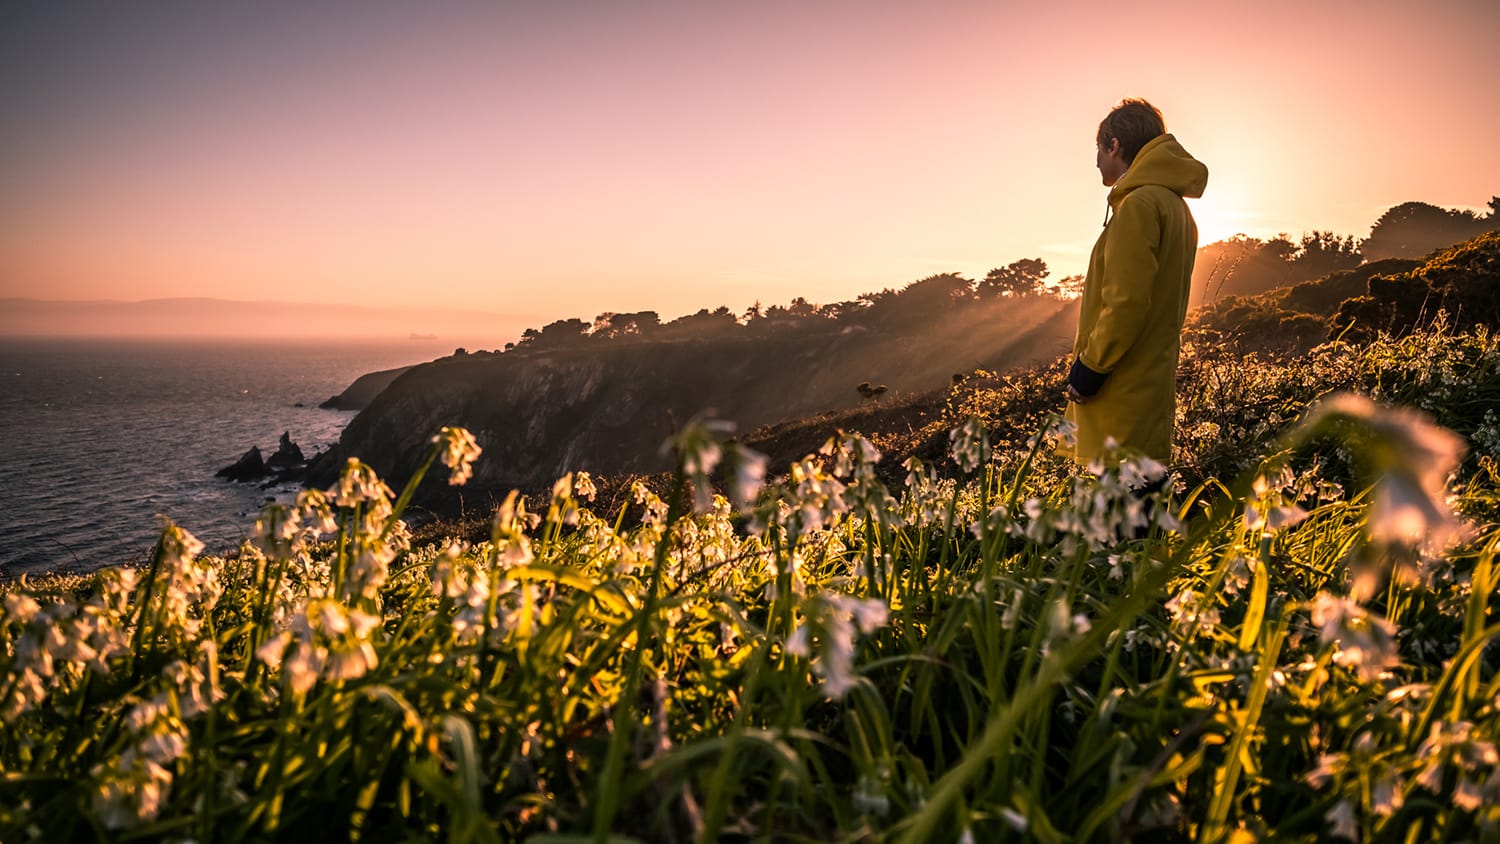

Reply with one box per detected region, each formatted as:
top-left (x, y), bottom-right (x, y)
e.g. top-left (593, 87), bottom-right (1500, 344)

top-left (217, 446), bottom-right (269, 482)
top-left (267, 431), bottom-right (305, 470)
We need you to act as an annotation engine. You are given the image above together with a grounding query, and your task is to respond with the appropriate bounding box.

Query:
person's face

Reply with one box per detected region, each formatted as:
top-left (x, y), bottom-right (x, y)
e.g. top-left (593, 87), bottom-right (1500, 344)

top-left (1096, 137), bottom-right (1128, 187)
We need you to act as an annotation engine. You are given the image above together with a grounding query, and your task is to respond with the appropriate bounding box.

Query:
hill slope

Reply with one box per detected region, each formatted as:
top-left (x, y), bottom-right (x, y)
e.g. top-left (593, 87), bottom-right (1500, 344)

top-left (750, 231), bottom-right (1500, 484)
top-left (315, 216), bottom-right (1500, 508)
top-left (310, 292), bottom-right (1079, 501)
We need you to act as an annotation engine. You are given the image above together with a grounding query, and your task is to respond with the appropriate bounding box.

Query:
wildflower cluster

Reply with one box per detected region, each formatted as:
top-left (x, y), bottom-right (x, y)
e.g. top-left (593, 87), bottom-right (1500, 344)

top-left (0, 569), bottom-right (133, 718)
top-left (1010, 443), bottom-right (1179, 553)
top-left (785, 592), bottom-right (889, 699)
top-left (433, 425), bottom-right (482, 485)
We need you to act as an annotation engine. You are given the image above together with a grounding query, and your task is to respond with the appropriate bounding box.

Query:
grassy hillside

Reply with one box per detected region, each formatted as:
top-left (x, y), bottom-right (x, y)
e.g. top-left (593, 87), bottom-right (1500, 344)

top-left (1188, 231), bottom-right (1500, 354)
top-left (3, 235), bottom-right (1500, 840)
top-left (746, 232), bottom-right (1500, 485)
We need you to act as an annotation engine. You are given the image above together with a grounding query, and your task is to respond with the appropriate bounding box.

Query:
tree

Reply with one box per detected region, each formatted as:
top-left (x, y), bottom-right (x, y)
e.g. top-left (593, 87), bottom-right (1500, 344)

top-left (821, 299), bottom-right (868, 321)
top-left (786, 296), bottom-right (820, 319)
top-left (850, 288), bottom-right (901, 327)
top-left (1053, 274), bottom-right (1085, 300)
top-left (665, 307), bottom-right (739, 336)
top-left (1288, 230), bottom-right (1362, 280)
top-left (1263, 235), bottom-right (1296, 263)
top-left (592, 311), bottom-right (661, 339)
top-left (979, 259), bottom-right (1049, 298)
top-left (897, 273), bottom-right (974, 312)
top-left (528, 317), bottom-right (591, 347)
top-left (1363, 201), bottom-right (1498, 261)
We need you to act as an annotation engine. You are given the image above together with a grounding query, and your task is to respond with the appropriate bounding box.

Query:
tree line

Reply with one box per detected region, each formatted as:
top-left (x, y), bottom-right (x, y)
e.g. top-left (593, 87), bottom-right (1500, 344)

top-left (507, 258), bottom-right (1074, 351)
top-left (502, 197), bottom-right (1499, 353)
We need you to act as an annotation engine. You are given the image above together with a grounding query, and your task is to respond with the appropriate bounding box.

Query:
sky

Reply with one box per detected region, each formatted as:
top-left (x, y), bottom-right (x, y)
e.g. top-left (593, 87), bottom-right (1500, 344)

top-left (2, 0), bottom-right (1497, 338)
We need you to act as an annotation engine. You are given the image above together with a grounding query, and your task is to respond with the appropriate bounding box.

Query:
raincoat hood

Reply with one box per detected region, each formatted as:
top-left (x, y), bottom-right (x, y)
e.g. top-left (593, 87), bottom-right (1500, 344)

top-left (1108, 133), bottom-right (1208, 209)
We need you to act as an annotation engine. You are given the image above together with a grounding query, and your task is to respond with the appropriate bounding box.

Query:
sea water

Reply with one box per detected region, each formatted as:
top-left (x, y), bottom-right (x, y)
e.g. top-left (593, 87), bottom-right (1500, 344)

top-left (0, 337), bottom-right (454, 576)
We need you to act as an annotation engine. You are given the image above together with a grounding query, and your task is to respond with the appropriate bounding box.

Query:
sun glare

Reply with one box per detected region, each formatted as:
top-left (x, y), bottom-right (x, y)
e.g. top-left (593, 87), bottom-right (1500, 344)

top-left (1188, 196), bottom-right (1257, 246)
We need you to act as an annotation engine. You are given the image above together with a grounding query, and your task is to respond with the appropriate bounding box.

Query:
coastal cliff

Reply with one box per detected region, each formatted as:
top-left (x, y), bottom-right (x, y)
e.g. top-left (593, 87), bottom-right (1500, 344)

top-left (310, 295), bottom-right (1080, 502)
top-left (319, 365), bottom-right (413, 410)
top-left (314, 227), bottom-right (1500, 508)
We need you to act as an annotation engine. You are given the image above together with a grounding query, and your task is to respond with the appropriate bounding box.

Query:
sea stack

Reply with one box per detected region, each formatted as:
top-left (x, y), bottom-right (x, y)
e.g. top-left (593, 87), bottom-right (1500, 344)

top-left (266, 431), bottom-right (305, 470)
top-left (216, 446), bottom-right (269, 482)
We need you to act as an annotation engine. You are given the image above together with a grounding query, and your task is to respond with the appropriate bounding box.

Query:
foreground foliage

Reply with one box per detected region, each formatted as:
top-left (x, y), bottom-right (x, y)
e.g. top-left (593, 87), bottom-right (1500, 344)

top-left (4, 325), bottom-right (1500, 843)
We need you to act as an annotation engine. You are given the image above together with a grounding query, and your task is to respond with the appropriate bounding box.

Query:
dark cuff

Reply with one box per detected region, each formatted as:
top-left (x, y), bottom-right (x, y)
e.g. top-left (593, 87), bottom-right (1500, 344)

top-left (1068, 357), bottom-right (1108, 397)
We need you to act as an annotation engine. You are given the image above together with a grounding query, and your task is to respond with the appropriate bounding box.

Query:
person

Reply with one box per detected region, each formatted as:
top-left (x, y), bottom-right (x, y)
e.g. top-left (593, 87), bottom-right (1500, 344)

top-left (1063, 98), bottom-right (1208, 486)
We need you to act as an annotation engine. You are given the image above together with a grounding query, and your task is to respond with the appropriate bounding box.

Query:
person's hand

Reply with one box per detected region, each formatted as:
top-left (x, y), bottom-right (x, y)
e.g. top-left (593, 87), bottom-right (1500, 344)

top-left (1065, 384), bottom-right (1091, 404)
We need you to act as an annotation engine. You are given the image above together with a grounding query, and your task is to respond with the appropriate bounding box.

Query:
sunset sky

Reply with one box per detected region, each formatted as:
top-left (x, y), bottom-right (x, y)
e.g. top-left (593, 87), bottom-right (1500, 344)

top-left (2, 0), bottom-right (1497, 337)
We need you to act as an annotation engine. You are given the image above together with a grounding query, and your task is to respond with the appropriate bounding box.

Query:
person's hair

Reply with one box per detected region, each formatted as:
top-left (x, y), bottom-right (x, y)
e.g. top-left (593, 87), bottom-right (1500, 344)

top-left (1097, 98), bottom-right (1166, 165)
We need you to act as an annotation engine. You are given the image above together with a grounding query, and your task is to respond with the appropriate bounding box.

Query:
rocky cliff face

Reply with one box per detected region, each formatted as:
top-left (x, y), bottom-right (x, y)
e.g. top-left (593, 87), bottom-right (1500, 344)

top-left (319, 365), bottom-right (413, 410)
top-left (311, 298), bottom-right (1079, 504)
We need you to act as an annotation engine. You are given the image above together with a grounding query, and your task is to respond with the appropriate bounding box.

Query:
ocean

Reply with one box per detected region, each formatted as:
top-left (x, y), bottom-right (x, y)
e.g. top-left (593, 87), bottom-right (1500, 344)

top-left (0, 337), bottom-right (454, 577)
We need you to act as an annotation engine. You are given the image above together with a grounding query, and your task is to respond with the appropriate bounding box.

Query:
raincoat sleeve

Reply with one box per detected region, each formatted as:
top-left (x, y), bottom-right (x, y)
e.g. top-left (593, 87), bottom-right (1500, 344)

top-left (1078, 193), bottom-right (1162, 377)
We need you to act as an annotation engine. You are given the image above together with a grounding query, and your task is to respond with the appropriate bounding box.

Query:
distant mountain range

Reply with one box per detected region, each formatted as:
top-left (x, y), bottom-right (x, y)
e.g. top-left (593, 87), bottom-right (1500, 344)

top-left (0, 296), bottom-right (531, 343)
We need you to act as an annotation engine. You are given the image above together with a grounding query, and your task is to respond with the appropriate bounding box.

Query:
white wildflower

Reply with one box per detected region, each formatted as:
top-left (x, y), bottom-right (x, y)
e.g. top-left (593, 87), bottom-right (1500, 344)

top-left (493, 490), bottom-right (535, 569)
top-left (664, 417), bottom-right (734, 512)
top-left (1295, 393), bottom-right (1468, 553)
top-left (91, 695), bottom-right (191, 830)
top-left (1325, 799), bottom-right (1358, 841)
top-left (432, 426), bottom-right (482, 485)
top-left (1309, 592), bottom-right (1400, 682)
top-left (571, 470), bottom-right (598, 502)
top-left (1118, 453), bottom-right (1168, 490)
top-left (1164, 588), bottom-right (1221, 637)
top-left (1244, 474), bottom-right (1310, 534)
top-left (633, 481), bottom-right (670, 527)
top-left (727, 445), bottom-right (769, 513)
top-left (429, 543), bottom-right (465, 599)
top-left (783, 458), bottom-right (849, 535)
top-left (1414, 720), bottom-right (1498, 809)
top-left (295, 489), bottom-right (339, 535)
top-left (345, 541), bottom-right (396, 602)
top-left (137, 523), bottom-right (222, 647)
top-left (785, 593), bottom-right (889, 700)
top-left (1371, 772), bottom-right (1405, 817)
top-left (253, 502), bottom-right (302, 557)
top-left (851, 775), bottom-right (890, 816)
top-left (1221, 555), bottom-right (1253, 596)
top-left (1027, 414), bottom-right (1077, 451)
top-left (948, 417), bottom-right (990, 473)
top-left (332, 458), bottom-right (394, 508)
top-left (167, 640), bottom-right (223, 718)
top-left (256, 599), bottom-right (382, 694)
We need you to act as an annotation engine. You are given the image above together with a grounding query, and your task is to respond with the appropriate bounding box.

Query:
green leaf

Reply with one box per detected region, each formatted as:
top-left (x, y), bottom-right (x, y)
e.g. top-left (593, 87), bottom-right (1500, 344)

top-left (1238, 558), bottom-right (1269, 652)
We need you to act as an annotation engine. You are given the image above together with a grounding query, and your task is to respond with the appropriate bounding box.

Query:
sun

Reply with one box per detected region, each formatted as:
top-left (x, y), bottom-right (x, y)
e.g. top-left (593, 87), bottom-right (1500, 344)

top-left (1187, 195), bottom-right (1259, 246)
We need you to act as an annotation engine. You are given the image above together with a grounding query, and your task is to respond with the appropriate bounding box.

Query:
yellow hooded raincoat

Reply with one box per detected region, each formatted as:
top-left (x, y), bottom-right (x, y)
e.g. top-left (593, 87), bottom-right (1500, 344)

top-left (1065, 133), bottom-right (1208, 464)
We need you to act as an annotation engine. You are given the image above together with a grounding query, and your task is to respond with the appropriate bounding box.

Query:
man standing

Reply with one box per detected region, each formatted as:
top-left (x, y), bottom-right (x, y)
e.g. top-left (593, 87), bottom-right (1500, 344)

top-left (1064, 98), bottom-right (1208, 471)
